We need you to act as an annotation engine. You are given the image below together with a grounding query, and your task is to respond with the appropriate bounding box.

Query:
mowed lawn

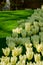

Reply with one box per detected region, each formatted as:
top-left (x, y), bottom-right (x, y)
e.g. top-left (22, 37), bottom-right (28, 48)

top-left (0, 10), bottom-right (34, 38)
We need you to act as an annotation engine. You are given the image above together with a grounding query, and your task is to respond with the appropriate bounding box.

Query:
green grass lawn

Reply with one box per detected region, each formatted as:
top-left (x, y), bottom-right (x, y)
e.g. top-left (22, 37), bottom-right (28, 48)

top-left (0, 10), bottom-right (33, 38)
